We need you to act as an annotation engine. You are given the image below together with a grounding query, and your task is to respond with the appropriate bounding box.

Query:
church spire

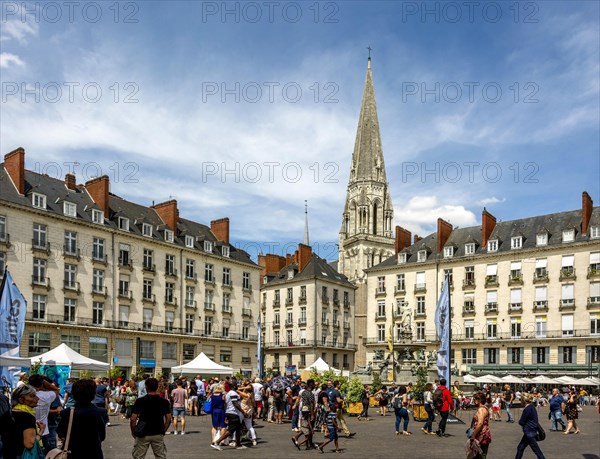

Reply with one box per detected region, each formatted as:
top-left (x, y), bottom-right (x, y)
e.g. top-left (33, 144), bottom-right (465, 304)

top-left (349, 56), bottom-right (387, 184)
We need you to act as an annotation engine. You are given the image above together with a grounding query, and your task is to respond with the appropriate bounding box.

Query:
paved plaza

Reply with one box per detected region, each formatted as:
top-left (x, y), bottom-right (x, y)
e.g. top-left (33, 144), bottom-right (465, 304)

top-left (101, 407), bottom-right (600, 459)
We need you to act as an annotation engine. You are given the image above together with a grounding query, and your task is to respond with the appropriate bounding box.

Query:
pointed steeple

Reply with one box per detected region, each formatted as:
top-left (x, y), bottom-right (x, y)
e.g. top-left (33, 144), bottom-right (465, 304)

top-left (349, 57), bottom-right (387, 184)
top-left (304, 200), bottom-right (310, 246)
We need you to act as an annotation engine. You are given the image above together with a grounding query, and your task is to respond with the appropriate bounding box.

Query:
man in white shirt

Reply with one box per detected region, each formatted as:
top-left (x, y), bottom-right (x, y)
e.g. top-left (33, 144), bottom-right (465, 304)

top-left (251, 378), bottom-right (264, 419)
top-left (28, 374), bottom-right (60, 455)
top-left (211, 383), bottom-right (246, 450)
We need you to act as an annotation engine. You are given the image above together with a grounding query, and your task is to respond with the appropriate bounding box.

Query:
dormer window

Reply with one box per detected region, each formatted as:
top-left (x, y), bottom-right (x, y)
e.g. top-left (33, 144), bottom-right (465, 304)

top-left (185, 235), bottom-right (194, 248)
top-left (465, 243), bottom-right (475, 255)
top-left (590, 226), bottom-right (599, 239)
top-left (287, 269), bottom-right (294, 279)
top-left (118, 217), bottom-right (129, 231)
top-left (91, 209), bottom-right (103, 224)
top-left (536, 232), bottom-right (548, 246)
top-left (142, 223), bottom-right (153, 237)
top-left (398, 253), bottom-right (407, 264)
top-left (164, 229), bottom-right (174, 243)
top-left (204, 241), bottom-right (213, 252)
top-left (511, 236), bottom-right (522, 249)
top-left (32, 193), bottom-right (46, 209)
top-left (222, 246), bottom-right (230, 258)
top-left (443, 246), bottom-right (454, 259)
top-left (417, 250), bottom-right (427, 262)
top-left (487, 239), bottom-right (498, 252)
top-left (263, 276), bottom-right (268, 284)
top-left (562, 229), bottom-right (575, 243)
top-left (63, 201), bottom-right (76, 217)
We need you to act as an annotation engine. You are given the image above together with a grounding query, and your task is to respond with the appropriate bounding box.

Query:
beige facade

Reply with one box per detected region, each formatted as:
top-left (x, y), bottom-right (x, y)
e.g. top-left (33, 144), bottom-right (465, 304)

top-left (260, 252), bottom-right (357, 373)
top-left (0, 150), bottom-right (261, 377)
top-left (365, 206), bottom-right (600, 376)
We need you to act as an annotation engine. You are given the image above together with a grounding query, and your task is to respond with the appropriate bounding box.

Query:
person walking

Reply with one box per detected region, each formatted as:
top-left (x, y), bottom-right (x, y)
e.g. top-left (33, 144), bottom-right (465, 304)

top-left (514, 393), bottom-right (545, 459)
top-left (564, 391), bottom-right (580, 434)
top-left (358, 385), bottom-right (370, 421)
top-left (170, 380), bottom-right (187, 435)
top-left (374, 386), bottom-right (389, 416)
top-left (329, 380), bottom-right (355, 438)
top-left (317, 404), bottom-right (341, 454)
top-left (130, 378), bottom-right (172, 459)
top-left (548, 388), bottom-right (566, 431)
top-left (451, 381), bottom-right (461, 416)
top-left (468, 392), bottom-right (492, 459)
top-left (209, 385), bottom-right (227, 445)
top-left (422, 383), bottom-right (436, 435)
top-left (393, 386), bottom-right (411, 436)
top-left (491, 393), bottom-right (502, 421)
top-left (124, 379), bottom-right (138, 419)
top-left (503, 384), bottom-right (515, 423)
top-left (56, 379), bottom-right (106, 459)
top-left (435, 378), bottom-right (453, 437)
top-left (211, 382), bottom-right (246, 450)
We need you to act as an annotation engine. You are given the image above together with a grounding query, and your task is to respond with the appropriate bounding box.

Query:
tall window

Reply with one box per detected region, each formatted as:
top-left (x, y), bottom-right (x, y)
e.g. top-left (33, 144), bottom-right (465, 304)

top-left (143, 279), bottom-right (153, 300)
top-left (416, 296), bottom-right (425, 315)
top-left (486, 320), bottom-right (497, 339)
top-left (119, 305), bottom-right (130, 327)
top-left (377, 324), bottom-right (385, 342)
top-left (119, 244), bottom-right (130, 266)
top-left (205, 263), bottom-right (214, 282)
top-left (377, 301), bottom-right (385, 318)
top-left (186, 259), bottom-right (196, 278)
top-left (92, 237), bottom-right (105, 261)
top-left (185, 314), bottom-right (194, 334)
top-left (165, 255), bottom-right (176, 275)
top-left (64, 231), bottom-right (77, 255)
top-left (33, 258), bottom-right (46, 283)
top-left (377, 276), bottom-right (385, 293)
top-left (204, 316), bottom-right (213, 335)
top-left (165, 311), bottom-right (174, 331)
top-left (416, 322), bottom-right (425, 341)
top-left (534, 347), bottom-right (548, 364)
top-left (396, 274), bottom-right (405, 291)
top-left (92, 269), bottom-right (104, 292)
top-left (186, 286), bottom-right (195, 307)
top-left (485, 348), bottom-right (497, 364)
top-left (561, 314), bottom-right (574, 337)
top-left (92, 302), bottom-right (103, 325)
top-left (33, 223), bottom-right (47, 248)
top-left (32, 294), bottom-right (46, 320)
top-left (464, 320), bottom-right (474, 339)
top-left (535, 316), bottom-right (547, 338)
top-left (462, 349), bottom-right (477, 364)
top-left (591, 313), bottom-right (600, 335)
top-left (223, 267), bottom-right (231, 286)
top-left (64, 299), bottom-right (76, 323)
top-left (64, 264), bottom-right (76, 289)
top-left (165, 282), bottom-right (175, 303)
top-left (511, 318), bottom-right (521, 338)
top-left (143, 249), bottom-right (154, 270)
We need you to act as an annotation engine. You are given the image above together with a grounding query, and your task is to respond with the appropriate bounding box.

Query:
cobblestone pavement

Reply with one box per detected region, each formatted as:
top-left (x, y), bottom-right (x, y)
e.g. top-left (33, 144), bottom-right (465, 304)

top-left (102, 406), bottom-right (600, 459)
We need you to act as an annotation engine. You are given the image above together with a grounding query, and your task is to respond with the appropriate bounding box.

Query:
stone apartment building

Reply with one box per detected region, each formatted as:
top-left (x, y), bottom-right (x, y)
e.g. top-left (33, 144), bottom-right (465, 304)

top-left (364, 193), bottom-right (600, 376)
top-left (0, 148), bottom-right (261, 377)
top-left (259, 244), bottom-right (357, 373)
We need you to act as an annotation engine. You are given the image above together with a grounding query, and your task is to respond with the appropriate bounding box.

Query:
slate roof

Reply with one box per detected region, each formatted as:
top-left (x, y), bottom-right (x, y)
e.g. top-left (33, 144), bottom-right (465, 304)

top-left (265, 253), bottom-right (354, 288)
top-left (0, 166), bottom-right (256, 267)
top-left (371, 206), bottom-right (600, 271)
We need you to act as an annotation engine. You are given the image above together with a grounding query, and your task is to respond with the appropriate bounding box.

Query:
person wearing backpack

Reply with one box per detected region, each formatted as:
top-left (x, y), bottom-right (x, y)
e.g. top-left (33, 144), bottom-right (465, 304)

top-left (434, 378), bottom-right (453, 437)
top-left (393, 386), bottom-right (411, 436)
top-left (422, 383), bottom-right (436, 435)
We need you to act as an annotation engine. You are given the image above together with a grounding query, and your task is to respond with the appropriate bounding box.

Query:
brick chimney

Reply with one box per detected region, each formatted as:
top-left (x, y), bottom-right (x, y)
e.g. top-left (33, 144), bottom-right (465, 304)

top-left (210, 218), bottom-right (230, 245)
top-left (152, 200), bottom-right (179, 231)
top-left (414, 234), bottom-right (422, 244)
top-left (582, 191), bottom-right (593, 235)
top-left (395, 225), bottom-right (412, 255)
top-left (436, 218), bottom-right (453, 253)
top-left (285, 253), bottom-right (294, 266)
top-left (3, 147), bottom-right (25, 195)
top-left (65, 173), bottom-right (77, 191)
top-left (258, 253), bottom-right (287, 276)
top-left (481, 208), bottom-right (497, 247)
top-left (84, 175), bottom-right (110, 216)
top-left (297, 243), bottom-right (312, 272)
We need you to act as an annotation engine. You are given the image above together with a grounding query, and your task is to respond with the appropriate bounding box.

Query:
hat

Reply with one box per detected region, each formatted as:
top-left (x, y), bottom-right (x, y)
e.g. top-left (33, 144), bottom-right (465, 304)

top-left (254, 377), bottom-right (261, 383)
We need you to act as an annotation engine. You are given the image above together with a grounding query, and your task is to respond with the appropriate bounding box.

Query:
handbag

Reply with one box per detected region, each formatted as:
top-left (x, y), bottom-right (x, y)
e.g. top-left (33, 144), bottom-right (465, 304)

top-left (22, 441), bottom-right (45, 459)
top-left (45, 407), bottom-right (74, 459)
top-left (536, 424), bottom-right (546, 442)
top-left (203, 398), bottom-right (212, 414)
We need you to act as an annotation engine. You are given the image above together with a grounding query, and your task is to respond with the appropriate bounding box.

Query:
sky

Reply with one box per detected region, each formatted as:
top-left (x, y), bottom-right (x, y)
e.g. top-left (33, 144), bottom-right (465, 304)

top-left (1, 0), bottom-right (599, 262)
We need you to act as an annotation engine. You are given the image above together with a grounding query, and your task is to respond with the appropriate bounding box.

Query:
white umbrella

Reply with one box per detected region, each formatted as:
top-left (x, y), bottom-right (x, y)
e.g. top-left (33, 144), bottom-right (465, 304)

top-left (554, 376), bottom-right (581, 386)
top-left (531, 375), bottom-right (557, 384)
top-left (501, 375), bottom-right (527, 384)
top-left (476, 375), bottom-right (503, 383)
top-left (463, 374), bottom-right (478, 383)
top-left (521, 377), bottom-right (535, 384)
top-left (581, 376), bottom-right (600, 385)
top-left (575, 377), bottom-right (599, 386)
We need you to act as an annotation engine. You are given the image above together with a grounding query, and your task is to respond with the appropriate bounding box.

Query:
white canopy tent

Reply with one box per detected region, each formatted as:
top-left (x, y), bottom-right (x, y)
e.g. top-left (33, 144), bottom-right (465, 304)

top-left (30, 343), bottom-right (109, 370)
top-left (580, 376), bottom-right (600, 385)
top-left (531, 375), bottom-right (557, 385)
top-left (463, 374), bottom-right (478, 383)
top-left (554, 376), bottom-right (584, 386)
top-left (574, 377), bottom-right (599, 386)
top-left (501, 375), bottom-right (528, 384)
top-left (303, 357), bottom-right (341, 376)
top-left (171, 352), bottom-right (233, 375)
top-left (0, 352), bottom-right (32, 367)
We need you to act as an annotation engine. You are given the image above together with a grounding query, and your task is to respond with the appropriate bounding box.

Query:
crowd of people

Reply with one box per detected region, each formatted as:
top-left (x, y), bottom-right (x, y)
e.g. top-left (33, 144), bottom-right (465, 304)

top-left (0, 372), bottom-right (598, 459)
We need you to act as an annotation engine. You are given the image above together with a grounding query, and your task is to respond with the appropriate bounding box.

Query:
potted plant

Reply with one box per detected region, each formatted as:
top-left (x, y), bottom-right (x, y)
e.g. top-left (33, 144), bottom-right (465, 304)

top-left (411, 364), bottom-right (429, 421)
top-left (345, 377), bottom-right (365, 416)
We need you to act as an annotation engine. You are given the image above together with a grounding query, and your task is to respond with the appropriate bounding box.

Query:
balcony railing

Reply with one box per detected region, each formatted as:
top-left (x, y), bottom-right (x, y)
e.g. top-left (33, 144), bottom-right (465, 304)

top-left (508, 303), bottom-right (523, 313)
top-left (273, 299), bottom-right (280, 307)
top-left (559, 268), bottom-right (576, 281)
top-left (321, 319), bottom-right (330, 327)
top-left (533, 270), bottom-right (549, 283)
top-left (242, 308), bottom-right (252, 317)
top-left (142, 293), bottom-right (156, 304)
top-left (343, 321), bottom-right (351, 330)
top-left (587, 266), bottom-right (600, 279)
top-left (414, 283), bottom-right (427, 293)
top-left (285, 297), bottom-right (294, 306)
top-left (508, 274), bottom-right (523, 286)
top-left (185, 300), bottom-right (197, 309)
top-left (92, 253), bottom-right (108, 265)
top-left (0, 232), bottom-right (10, 246)
top-left (285, 319), bottom-right (294, 327)
top-left (204, 302), bottom-right (215, 311)
top-left (204, 277), bottom-right (215, 285)
top-left (186, 272), bottom-right (198, 282)
top-left (559, 299), bottom-right (575, 311)
top-left (143, 263), bottom-right (156, 273)
top-left (63, 281), bottom-right (80, 294)
top-left (463, 302), bottom-right (475, 315)
top-left (375, 287), bottom-right (386, 296)
top-left (484, 276), bottom-right (499, 287)
top-left (165, 268), bottom-right (178, 278)
top-left (165, 295), bottom-right (177, 305)
top-left (394, 286), bottom-right (406, 295)
top-left (333, 297), bottom-right (340, 306)
top-left (485, 303), bottom-right (498, 314)
top-left (118, 257), bottom-right (133, 270)
top-left (322, 296), bottom-right (330, 304)
top-left (375, 313), bottom-right (386, 320)
top-left (63, 246), bottom-right (80, 261)
top-left (32, 239), bottom-right (51, 254)
top-left (92, 285), bottom-right (108, 296)
top-left (298, 318), bottom-right (307, 326)
top-left (118, 288), bottom-right (132, 300)
top-left (299, 295), bottom-right (307, 305)
top-left (343, 299), bottom-right (350, 308)
top-left (332, 320), bottom-right (340, 328)
top-left (222, 305), bottom-right (232, 314)
top-left (414, 310), bottom-right (426, 318)
top-left (31, 275), bottom-right (50, 289)
top-left (462, 279), bottom-right (476, 290)
top-left (533, 300), bottom-right (548, 311)
top-left (264, 339), bottom-right (357, 350)
top-left (587, 297), bottom-right (600, 309)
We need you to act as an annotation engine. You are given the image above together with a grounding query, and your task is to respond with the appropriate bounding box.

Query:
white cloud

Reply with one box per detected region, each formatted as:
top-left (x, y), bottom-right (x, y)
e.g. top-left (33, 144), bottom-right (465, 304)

top-left (394, 195), bottom-right (478, 236)
top-left (478, 197), bottom-right (506, 206)
top-left (0, 52), bottom-right (25, 68)
top-left (0, 8), bottom-right (38, 43)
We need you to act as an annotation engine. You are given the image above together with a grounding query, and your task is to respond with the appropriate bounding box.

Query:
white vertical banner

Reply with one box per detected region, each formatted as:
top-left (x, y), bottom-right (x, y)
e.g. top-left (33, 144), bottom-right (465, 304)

top-left (435, 276), bottom-right (450, 384)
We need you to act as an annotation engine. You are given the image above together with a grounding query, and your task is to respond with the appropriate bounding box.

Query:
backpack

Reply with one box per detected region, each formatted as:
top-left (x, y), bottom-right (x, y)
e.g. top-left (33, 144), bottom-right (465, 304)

top-left (433, 388), bottom-right (444, 411)
top-left (392, 395), bottom-right (402, 410)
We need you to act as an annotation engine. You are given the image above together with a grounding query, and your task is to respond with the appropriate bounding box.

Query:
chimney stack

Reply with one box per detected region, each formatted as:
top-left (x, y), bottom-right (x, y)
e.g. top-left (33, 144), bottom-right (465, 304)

top-left (395, 225), bottom-right (412, 255)
top-left (84, 175), bottom-right (110, 217)
top-left (414, 234), bottom-right (422, 244)
top-left (210, 218), bottom-right (230, 245)
top-left (3, 147), bottom-right (25, 195)
top-left (258, 253), bottom-right (287, 283)
top-left (297, 243), bottom-right (312, 272)
top-left (65, 173), bottom-right (77, 191)
top-left (436, 218), bottom-right (453, 253)
top-left (481, 208), bottom-right (497, 247)
top-left (152, 200), bottom-right (179, 231)
top-left (582, 191), bottom-right (593, 235)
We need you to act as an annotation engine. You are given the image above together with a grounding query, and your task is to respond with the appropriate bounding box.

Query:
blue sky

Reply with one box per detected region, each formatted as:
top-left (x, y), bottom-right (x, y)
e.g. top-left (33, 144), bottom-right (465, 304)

top-left (1, 1), bottom-right (598, 262)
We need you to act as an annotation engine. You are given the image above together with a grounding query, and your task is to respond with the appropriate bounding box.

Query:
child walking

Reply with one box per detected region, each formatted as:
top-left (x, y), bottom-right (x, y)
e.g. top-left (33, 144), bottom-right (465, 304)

top-left (318, 404), bottom-right (342, 453)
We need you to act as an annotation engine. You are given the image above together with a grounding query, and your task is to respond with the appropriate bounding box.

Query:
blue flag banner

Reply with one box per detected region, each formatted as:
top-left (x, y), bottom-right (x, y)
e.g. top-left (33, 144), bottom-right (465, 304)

top-left (0, 271), bottom-right (28, 389)
top-left (435, 277), bottom-right (451, 384)
top-left (257, 315), bottom-right (262, 378)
